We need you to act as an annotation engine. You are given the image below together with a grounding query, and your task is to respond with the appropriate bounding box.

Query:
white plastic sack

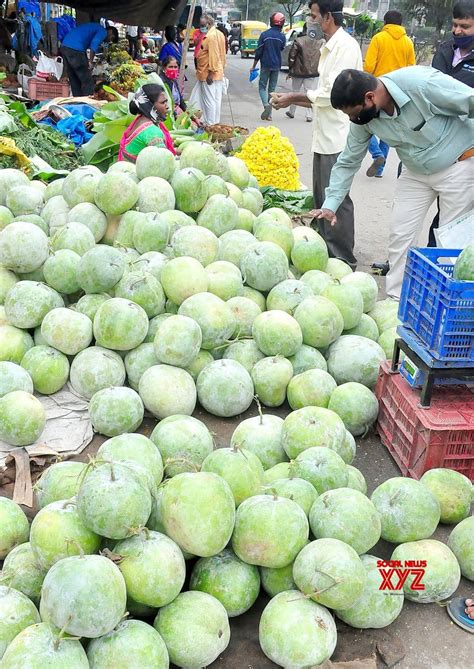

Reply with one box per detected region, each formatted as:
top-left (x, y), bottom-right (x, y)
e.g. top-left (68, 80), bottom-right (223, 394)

top-left (35, 50), bottom-right (63, 80)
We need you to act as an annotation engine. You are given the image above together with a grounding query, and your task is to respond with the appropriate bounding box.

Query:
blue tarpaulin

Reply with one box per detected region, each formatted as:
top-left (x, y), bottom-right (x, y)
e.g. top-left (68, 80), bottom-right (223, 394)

top-left (39, 104), bottom-right (95, 146)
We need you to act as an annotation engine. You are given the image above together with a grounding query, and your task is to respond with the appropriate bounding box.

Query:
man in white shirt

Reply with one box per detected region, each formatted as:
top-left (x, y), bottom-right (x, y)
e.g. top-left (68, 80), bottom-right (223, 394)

top-left (126, 26), bottom-right (140, 60)
top-left (272, 0), bottom-right (362, 268)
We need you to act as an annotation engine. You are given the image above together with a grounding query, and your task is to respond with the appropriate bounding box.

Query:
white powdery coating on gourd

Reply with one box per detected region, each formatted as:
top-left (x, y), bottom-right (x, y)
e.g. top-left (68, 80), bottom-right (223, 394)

top-left (294, 296), bottom-right (344, 349)
top-left (293, 538), bottom-right (366, 609)
top-left (30, 501), bottom-right (100, 570)
top-left (86, 619), bottom-right (169, 668)
top-left (294, 447), bottom-right (349, 494)
top-left (0, 586), bottom-right (41, 659)
top-left (171, 226), bottom-right (219, 266)
top-left (0, 498), bottom-right (29, 559)
top-left (0, 361), bottom-right (33, 397)
top-left (93, 298), bottom-right (148, 351)
top-left (139, 364), bottom-right (196, 419)
top-left (161, 472), bottom-right (236, 557)
top-left (252, 356), bottom-right (293, 408)
top-left (201, 447), bottom-right (264, 506)
top-left (89, 387), bottom-right (144, 437)
top-left (77, 462), bottom-right (152, 540)
top-left (287, 369), bottom-right (337, 410)
top-left (232, 495), bottom-right (309, 568)
top-left (190, 548), bottom-right (261, 617)
top-left (41, 308), bottom-right (92, 355)
top-left (252, 310), bottom-right (302, 357)
top-left (197, 359), bottom-right (254, 417)
top-left (114, 531), bottom-right (186, 608)
top-left (1, 622), bottom-right (88, 668)
top-left (35, 461), bottom-right (86, 509)
top-left (335, 554), bottom-right (404, 628)
top-left (231, 414), bottom-right (286, 470)
top-left (447, 516), bottom-right (474, 580)
top-left (69, 346), bottom-right (126, 399)
top-left (0, 391), bottom-right (45, 446)
top-left (178, 292), bottom-right (235, 349)
top-left (259, 590), bottom-right (337, 667)
top-left (391, 540), bottom-right (461, 603)
top-left (5, 281), bottom-right (63, 329)
top-left (241, 241), bottom-right (289, 292)
top-left (154, 591), bottom-right (230, 667)
top-left (41, 555), bottom-right (126, 638)
top-left (0, 222), bottom-right (48, 273)
top-left (154, 315), bottom-right (202, 368)
top-left (309, 488), bottom-right (381, 555)
top-left (282, 407), bottom-right (346, 459)
top-left (262, 477), bottom-right (318, 516)
top-left (51, 221), bottom-right (96, 256)
top-left (371, 478), bottom-right (441, 543)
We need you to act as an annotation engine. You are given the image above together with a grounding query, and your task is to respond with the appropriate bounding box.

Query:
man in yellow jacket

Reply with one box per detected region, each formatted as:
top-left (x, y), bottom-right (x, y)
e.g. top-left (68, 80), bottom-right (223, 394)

top-left (364, 10), bottom-right (415, 177)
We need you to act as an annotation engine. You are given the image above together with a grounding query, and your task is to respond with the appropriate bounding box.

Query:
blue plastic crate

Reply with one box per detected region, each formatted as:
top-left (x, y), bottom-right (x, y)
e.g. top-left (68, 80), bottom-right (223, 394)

top-left (398, 248), bottom-right (474, 364)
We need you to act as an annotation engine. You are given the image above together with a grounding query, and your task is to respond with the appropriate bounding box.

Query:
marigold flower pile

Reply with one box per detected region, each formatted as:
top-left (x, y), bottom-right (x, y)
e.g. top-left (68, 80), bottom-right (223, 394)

top-left (238, 126), bottom-right (300, 190)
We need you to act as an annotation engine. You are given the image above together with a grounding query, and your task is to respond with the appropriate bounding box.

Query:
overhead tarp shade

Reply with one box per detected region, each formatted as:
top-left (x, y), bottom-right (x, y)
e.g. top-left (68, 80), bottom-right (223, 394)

top-left (40, 0), bottom-right (189, 29)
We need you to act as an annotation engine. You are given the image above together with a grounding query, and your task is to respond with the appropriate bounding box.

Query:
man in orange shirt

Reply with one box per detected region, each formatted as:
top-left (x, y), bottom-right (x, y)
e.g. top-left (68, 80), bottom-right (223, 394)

top-left (189, 15), bottom-right (227, 125)
top-left (193, 16), bottom-right (208, 69)
top-left (364, 10), bottom-right (415, 177)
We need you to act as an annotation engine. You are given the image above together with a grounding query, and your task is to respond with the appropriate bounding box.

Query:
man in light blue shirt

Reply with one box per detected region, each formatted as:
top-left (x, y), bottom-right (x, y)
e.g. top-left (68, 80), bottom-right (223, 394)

top-left (312, 66), bottom-right (474, 298)
top-left (61, 23), bottom-right (118, 96)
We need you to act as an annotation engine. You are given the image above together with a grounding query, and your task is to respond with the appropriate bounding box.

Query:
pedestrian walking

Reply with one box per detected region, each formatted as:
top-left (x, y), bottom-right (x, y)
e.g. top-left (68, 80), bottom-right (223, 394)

top-left (189, 15), bottom-right (227, 126)
top-left (61, 22), bottom-right (118, 96)
top-left (428, 0), bottom-right (474, 246)
top-left (364, 10), bottom-right (415, 178)
top-left (311, 66), bottom-right (474, 299)
top-left (271, 0), bottom-right (362, 269)
top-left (286, 20), bottom-right (324, 122)
top-left (251, 12), bottom-right (286, 121)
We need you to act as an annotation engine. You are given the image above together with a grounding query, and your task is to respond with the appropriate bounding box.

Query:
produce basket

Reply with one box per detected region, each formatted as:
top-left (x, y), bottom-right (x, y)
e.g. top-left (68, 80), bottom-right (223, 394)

top-left (375, 361), bottom-right (474, 481)
top-left (205, 124), bottom-right (249, 142)
top-left (28, 78), bottom-right (70, 101)
top-left (398, 248), bottom-right (474, 364)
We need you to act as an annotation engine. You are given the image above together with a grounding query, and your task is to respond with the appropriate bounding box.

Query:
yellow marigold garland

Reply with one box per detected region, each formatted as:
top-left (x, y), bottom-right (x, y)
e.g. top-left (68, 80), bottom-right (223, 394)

top-left (238, 126), bottom-right (300, 191)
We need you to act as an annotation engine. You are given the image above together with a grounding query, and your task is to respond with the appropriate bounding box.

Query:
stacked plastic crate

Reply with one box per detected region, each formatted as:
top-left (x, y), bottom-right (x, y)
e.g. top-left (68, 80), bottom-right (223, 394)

top-left (375, 248), bottom-right (474, 481)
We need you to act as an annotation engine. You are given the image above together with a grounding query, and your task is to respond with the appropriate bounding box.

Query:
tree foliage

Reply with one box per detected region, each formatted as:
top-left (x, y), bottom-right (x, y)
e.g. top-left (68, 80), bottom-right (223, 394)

top-left (280, 1), bottom-right (306, 27)
top-left (401, 0), bottom-right (452, 34)
top-left (234, 0), bottom-right (275, 22)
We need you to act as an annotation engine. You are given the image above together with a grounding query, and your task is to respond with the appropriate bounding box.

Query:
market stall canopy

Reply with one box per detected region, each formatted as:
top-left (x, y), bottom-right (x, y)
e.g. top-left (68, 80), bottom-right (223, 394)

top-left (39, 0), bottom-right (189, 29)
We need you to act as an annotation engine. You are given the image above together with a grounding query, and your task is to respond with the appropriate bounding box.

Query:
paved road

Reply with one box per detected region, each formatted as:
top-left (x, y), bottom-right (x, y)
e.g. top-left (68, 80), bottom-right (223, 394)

top-left (186, 54), bottom-right (435, 285)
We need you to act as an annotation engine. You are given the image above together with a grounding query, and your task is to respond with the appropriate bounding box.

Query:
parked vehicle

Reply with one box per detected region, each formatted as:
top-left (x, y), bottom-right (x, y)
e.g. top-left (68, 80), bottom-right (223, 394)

top-left (240, 21), bottom-right (267, 59)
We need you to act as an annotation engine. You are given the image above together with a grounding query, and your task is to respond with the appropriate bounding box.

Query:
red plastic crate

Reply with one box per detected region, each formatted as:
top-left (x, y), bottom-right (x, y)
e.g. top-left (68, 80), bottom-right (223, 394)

top-left (28, 78), bottom-right (70, 101)
top-left (375, 361), bottom-right (474, 481)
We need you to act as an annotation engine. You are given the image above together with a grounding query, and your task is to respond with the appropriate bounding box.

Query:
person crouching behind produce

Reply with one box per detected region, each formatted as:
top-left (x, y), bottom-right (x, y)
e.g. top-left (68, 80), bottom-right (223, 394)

top-left (118, 84), bottom-right (176, 162)
top-left (160, 55), bottom-right (187, 116)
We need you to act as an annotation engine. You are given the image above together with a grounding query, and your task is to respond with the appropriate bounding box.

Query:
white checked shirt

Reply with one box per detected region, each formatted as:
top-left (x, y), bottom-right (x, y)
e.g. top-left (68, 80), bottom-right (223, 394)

top-left (307, 27), bottom-right (363, 155)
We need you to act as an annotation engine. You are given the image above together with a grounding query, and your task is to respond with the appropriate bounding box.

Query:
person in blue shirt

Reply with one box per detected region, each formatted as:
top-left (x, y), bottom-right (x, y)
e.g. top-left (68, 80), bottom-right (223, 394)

top-left (159, 26), bottom-right (183, 65)
top-left (251, 12), bottom-right (286, 121)
top-left (61, 22), bottom-right (118, 96)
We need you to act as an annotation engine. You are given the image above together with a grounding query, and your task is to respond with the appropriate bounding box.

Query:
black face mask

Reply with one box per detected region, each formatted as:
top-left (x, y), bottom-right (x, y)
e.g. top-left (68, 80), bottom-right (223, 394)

top-left (352, 103), bottom-right (379, 125)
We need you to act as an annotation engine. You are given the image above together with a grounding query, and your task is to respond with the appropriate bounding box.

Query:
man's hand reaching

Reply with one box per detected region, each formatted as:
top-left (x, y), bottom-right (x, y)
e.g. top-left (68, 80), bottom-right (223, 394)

top-left (206, 73), bottom-right (214, 85)
top-left (270, 92), bottom-right (291, 109)
top-left (309, 208), bottom-right (338, 226)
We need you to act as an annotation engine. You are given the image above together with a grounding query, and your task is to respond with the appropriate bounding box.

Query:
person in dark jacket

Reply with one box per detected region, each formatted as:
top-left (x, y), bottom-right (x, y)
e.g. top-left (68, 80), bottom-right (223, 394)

top-left (251, 12), bottom-right (286, 121)
top-left (428, 0), bottom-right (474, 246)
top-left (286, 21), bottom-right (324, 122)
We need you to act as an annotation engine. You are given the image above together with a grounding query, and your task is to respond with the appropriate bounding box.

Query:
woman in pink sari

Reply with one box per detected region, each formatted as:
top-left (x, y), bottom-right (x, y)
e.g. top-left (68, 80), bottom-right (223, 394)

top-left (119, 84), bottom-right (176, 162)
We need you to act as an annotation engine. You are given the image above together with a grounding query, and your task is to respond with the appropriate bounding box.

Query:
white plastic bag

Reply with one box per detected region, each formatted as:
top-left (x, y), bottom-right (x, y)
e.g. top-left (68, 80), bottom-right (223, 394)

top-left (35, 51), bottom-right (64, 80)
top-left (17, 64), bottom-right (34, 90)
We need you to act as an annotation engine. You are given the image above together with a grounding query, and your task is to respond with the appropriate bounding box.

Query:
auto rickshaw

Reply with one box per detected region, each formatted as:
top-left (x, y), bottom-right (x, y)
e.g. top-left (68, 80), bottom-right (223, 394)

top-left (239, 21), bottom-right (268, 58)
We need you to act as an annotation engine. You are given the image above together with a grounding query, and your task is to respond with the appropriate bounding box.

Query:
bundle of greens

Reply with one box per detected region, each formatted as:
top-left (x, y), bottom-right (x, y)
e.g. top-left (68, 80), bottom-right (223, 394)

top-left (0, 96), bottom-right (82, 175)
top-left (261, 186), bottom-right (314, 215)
